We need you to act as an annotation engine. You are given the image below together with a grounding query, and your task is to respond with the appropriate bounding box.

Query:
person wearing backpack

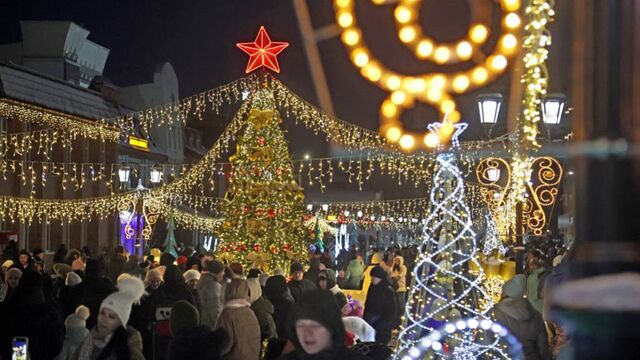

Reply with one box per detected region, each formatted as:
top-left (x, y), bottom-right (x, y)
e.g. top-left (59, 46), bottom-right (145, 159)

top-left (526, 250), bottom-right (550, 314)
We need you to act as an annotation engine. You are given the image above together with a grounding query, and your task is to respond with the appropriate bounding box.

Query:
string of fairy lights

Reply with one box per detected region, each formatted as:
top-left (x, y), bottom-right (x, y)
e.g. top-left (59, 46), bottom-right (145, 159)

top-left (0, 0), bottom-right (558, 240)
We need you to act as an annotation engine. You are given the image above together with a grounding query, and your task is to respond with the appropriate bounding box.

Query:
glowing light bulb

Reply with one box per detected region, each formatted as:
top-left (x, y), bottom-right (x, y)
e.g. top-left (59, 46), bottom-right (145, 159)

top-left (386, 75), bottom-right (401, 90)
top-left (399, 26), bottom-right (417, 43)
top-left (404, 78), bottom-right (425, 93)
top-left (456, 41), bottom-right (473, 59)
top-left (363, 64), bottom-right (381, 81)
top-left (338, 12), bottom-right (353, 28)
top-left (352, 49), bottom-right (369, 67)
top-left (503, 0), bottom-right (520, 11)
top-left (399, 134), bottom-right (415, 150)
top-left (472, 67), bottom-right (489, 84)
top-left (489, 55), bottom-right (508, 70)
top-left (381, 100), bottom-right (397, 118)
top-left (470, 24), bottom-right (489, 43)
top-left (452, 74), bottom-right (470, 92)
top-left (434, 47), bottom-right (450, 63)
top-left (505, 13), bottom-right (521, 29)
top-left (431, 75), bottom-right (446, 89)
top-left (427, 88), bottom-right (443, 102)
top-left (501, 34), bottom-right (518, 51)
top-left (417, 40), bottom-right (434, 58)
top-left (440, 100), bottom-right (456, 114)
top-left (394, 6), bottom-right (413, 23)
top-left (342, 29), bottom-right (360, 46)
top-left (386, 126), bottom-right (402, 142)
top-left (391, 90), bottom-right (407, 105)
top-left (424, 133), bottom-right (440, 148)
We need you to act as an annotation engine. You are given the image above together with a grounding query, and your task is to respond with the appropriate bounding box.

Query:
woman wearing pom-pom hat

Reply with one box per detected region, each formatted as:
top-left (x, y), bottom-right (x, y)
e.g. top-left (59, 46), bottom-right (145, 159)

top-left (72, 277), bottom-right (146, 360)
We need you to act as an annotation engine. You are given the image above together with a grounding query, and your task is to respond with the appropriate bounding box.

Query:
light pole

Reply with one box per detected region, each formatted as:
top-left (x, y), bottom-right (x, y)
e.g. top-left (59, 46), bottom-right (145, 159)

top-left (477, 93), bottom-right (503, 138)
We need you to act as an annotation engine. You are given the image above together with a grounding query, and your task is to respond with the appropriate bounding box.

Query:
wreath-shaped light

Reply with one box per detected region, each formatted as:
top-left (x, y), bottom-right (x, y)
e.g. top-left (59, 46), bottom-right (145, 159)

top-left (334, 0), bottom-right (522, 151)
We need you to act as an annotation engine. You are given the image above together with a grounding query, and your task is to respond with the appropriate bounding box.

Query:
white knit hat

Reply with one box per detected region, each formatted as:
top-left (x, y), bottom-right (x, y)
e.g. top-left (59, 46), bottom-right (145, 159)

top-left (183, 269), bottom-right (201, 282)
top-left (100, 276), bottom-right (146, 327)
top-left (65, 272), bottom-right (82, 287)
top-left (65, 305), bottom-right (90, 330)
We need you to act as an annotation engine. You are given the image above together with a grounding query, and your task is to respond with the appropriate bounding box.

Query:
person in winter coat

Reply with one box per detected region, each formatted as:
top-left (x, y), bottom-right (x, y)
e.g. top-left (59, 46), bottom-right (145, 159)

top-left (288, 262), bottom-right (316, 302)
top-left (198, 259), bottom-right (226, 329)
top-left (303, 258), bottom-right (322, 284)
top-left (55, 305), bottom-right (91, 360)
top-left (58, 271), bottom-right (84, 318)
top-left (343, 255), bottom-right (365, 289)
top-left (71, 277), bottom-right (145, 360)
top-left (0, 270), bottom-right (65, 360)
top-left (216, 278), bottom-right (261, 360)
top-left (340, 295), bottom-right (364, 318)
top-left (105, 245), bottom-right (127, 284)
top-left (170, 325), bottom-right (229, 360)
top-left (145, 265), bottom-right (195, 359)
top-left (1, 267), bottom-right (21, 302)
top-left (494, 275), bottom-right (551, 360)
top-left (248, 276), bottom-right (277, 340)
top-left (278, 289), bottom-right (367, 360)
top-left (265, 275), bottom-right (295, 339)
top-left (363, 265), bottom-right (397, 344)
top-left (74, 259), bottom-right (115, 330)
top-left (391, 255), bottom-right (408, 325)
top-left (526, 254), bottom-right (550, 314)
top-left (316, 269), bottom-right (348, 309)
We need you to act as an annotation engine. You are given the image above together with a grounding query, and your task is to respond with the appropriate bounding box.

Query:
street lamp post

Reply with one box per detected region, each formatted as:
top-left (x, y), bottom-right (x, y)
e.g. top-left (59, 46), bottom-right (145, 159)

top-left (477, 93), bottom-right (503, 138)
top-left (542, 93), bottom-right (567, 140)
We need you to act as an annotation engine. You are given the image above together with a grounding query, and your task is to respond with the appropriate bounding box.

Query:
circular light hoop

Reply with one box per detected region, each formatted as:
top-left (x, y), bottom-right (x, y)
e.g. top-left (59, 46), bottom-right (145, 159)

top-left (334, 0), bottom-right (522, 148)
top-left (394, 0), bottom-right (495, 64)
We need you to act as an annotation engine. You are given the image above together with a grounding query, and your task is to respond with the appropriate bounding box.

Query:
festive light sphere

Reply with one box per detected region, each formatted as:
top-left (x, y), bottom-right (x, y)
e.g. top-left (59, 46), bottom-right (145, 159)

top-left (394, 318), bottom-right (524, 359)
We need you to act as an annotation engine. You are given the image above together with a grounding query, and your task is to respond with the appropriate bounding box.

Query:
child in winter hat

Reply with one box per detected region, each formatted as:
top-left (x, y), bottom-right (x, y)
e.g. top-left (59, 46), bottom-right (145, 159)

top-left (55, 305), bottom-right (90, 360)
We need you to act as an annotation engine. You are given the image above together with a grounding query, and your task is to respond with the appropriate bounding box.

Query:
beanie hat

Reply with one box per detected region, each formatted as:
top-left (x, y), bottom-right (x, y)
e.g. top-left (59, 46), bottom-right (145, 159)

top-left (503, 274), bottom-right (526, 298)
top-left (53, 263), bottom-right (73, 279)
top-left (170, 300), bottom-right (200, 336)
top-left (183, 269), bottom-right (201, 282)
top-left (177, 256), bottom-right (188, 266)
top-left (247, 268), bottom-right (262, 279)
top-left (1, 260), bottom-right (13, 269)
top-left (230, 262), bottom-right (244, 276)
top-left (117, 273), bottom-right (134, 283)
top-left (65, 271), bottom-right (82, 287)
top-left (247, 277), bottom-right (263, 303)
top-left (370, 265), bottom-right (386, 280)
top-left (155, 265), bottom-right (167, 277)
top-left (100, 276), bottom-right (146, 327)
top-left (291, 289), bottom-right (346, 354)
top-left (71, 258), bottom-right (85, 271)
top-left (204, 260), bottom-right (225, 274)
top-left (65, 305), bottom-right (90, 330)
top-left (290, 262), bottom-right (304, 273)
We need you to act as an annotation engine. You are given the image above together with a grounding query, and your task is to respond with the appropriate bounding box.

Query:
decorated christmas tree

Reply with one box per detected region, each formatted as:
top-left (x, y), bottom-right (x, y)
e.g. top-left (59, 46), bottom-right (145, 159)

top-left (163, 217), bottom-right (179, 258)
top-left (217, 90), bottom-right (307, 272)
top-left (396, 122), bottom-right (494, 357)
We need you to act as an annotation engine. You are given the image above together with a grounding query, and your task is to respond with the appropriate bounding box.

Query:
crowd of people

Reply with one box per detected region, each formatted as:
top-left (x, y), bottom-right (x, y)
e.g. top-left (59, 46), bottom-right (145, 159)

top-left (0, 237), bottom-right (571, 360)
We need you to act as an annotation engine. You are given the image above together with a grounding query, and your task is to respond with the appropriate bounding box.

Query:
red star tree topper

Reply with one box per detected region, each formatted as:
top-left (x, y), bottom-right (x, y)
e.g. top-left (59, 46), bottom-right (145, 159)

top-left (237, 26), bottom-right (289, 73)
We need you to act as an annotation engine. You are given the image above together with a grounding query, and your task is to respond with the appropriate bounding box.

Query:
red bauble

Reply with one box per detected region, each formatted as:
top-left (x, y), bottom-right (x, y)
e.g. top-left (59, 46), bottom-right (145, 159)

top-left (267, 208), bottom-right (276, 218)
top-left (253, 244), bottom-right (262, 252)
top-left (257, 137), bottom-right (266, 146)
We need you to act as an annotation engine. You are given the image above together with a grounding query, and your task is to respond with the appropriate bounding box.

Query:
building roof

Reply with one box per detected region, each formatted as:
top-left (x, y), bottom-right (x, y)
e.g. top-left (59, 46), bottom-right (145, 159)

top-left (0, 61), bottom-right (122, 120)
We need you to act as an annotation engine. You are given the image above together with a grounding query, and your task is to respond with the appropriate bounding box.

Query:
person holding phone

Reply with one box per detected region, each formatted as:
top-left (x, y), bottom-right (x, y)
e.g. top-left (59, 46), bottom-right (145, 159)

top-left (12, 336), bottom-right (28, 360)
top-left (0, 270), bottom-right (64, 360)
top-left (72, 277), bottom-right (145, 360)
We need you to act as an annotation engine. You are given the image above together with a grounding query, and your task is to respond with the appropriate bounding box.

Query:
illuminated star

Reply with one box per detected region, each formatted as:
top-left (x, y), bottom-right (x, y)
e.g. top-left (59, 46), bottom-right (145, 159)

top-left (236, 26), bottom-right (289, 73)
top-left (427, 115), bottom-right (468, 148)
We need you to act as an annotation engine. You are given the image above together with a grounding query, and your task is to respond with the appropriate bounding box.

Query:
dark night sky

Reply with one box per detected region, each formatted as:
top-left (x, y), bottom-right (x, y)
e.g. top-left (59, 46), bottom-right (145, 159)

top-left (0, 0), bottom-right (570, 159)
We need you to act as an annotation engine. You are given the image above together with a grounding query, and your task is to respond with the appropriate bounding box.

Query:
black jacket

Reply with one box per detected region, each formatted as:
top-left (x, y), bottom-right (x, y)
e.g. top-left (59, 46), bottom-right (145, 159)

top-left (287, 279), bottom-right (316, 303)
top-left (363, 278), bottom-right (397, 344)
top-left (75, 274), bottom-right (115, 329)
